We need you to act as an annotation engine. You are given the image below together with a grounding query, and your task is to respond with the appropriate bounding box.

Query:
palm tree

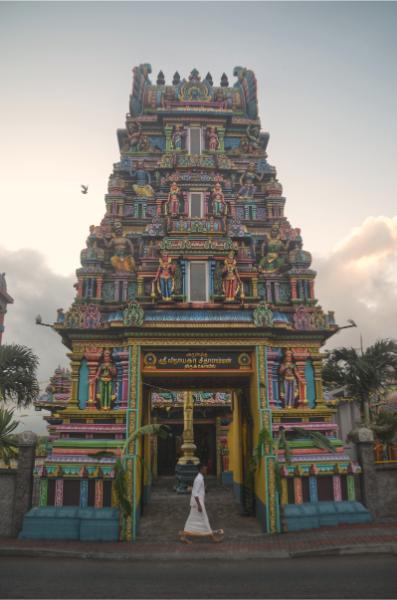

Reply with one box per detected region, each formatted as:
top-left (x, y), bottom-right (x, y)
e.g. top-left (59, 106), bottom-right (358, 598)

top-left (323, 339), bottom-right (397, 425)
top-left (0, 344), bottom-right (40, 407)
top-left (0, 407), bottom-right (19, 466)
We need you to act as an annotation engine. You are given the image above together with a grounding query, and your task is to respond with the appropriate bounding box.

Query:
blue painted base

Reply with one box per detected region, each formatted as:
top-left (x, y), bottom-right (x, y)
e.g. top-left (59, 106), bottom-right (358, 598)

top-left (19, 507), bottom-right (120, 541)
top-left (221, 471), bottom-right (233, 486)
top-left (283, 501), bottom-right (372, 532)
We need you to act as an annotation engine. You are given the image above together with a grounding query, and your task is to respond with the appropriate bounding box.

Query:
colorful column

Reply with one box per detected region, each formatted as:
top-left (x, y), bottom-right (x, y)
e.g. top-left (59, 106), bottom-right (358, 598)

top-left (333, 475), bottom-right (342, 501)
top-left (39, 479), bottom-right (48, 507)
top-left (54, 479), bottom-right (64, 507)
top-left (347, 475), bottom-right (356, 501)
top-left (80, 479), bottom-right (89, 507)
top-left (95, 479), bottom-right (104, 508)
top-left (309, 476), bottom-right (318, 502)
top-left (293, 477), bottom-right (303, 504)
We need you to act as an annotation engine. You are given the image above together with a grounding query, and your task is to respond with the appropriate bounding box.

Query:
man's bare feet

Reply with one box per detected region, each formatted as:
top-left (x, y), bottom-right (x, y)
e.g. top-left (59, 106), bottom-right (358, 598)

top-left (179, 534), bottom-right (192, 544)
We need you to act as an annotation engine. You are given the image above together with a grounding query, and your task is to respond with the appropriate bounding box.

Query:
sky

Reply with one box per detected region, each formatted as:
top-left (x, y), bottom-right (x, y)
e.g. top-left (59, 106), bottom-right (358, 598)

top-left (0, 1), bottom-right (396, 433)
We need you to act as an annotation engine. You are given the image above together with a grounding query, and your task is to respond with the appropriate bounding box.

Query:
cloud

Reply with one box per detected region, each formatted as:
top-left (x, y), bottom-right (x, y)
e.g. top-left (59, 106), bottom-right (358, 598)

top-left (1, 247), bottom-right (75, 433)
top-left (314, 216), bottom-right (397, 350)
top-left (1, 246), bottom-right (75, 381)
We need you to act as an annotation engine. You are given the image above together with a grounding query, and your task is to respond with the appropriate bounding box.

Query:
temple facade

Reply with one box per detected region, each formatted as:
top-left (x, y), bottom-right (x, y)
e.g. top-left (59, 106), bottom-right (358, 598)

top-left (28, 65), bottom-right (369, 541)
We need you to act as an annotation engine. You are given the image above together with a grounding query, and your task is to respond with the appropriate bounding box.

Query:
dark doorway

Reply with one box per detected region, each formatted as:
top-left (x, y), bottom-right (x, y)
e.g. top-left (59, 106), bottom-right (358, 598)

top-left (157, 423), bottom-right (183, 475)
top-left (195, 423), bottom-right (216, 475)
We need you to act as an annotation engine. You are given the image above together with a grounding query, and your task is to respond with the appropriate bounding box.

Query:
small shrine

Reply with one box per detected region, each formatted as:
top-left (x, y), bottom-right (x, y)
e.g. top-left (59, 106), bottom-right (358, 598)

top-left (24, 65), bottom-right (371, 541)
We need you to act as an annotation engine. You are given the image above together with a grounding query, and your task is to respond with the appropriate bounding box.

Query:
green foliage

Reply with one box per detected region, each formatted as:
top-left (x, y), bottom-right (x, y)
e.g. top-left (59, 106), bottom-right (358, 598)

top-left (114, 424), bottom-right (172, 520)
top-left (0, 408), bottom-right (19, 465)
top-left (371, 411), bottom-right (397, 445)
top-left (323, 339), bottom-right (397, 423)
top-left (290, 427), bottom-right (336, 454)
top-left (121, 423), bottom-right (171, 455)
top-left (0, 344), bottom-right (40, 407)
top-left (114, 459), bottom-right (131, 517)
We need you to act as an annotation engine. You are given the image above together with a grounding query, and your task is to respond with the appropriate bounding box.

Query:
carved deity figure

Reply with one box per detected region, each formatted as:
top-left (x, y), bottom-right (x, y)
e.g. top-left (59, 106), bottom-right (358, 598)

top-left (211, 182), bottom-right (226, 217)
top-left (167, 181), bottom-right (183, 216)
top-left (95, 350), bottom-right (117, 411)
top-left (259, 226), bottom-right (286, 273)
top-left (172, 125), bottom-right (186, 151)
top-left (238, 162), bottom-right (260, 200)
top-left (127, 121), bottom-right (143, 151)
top-left (84, 304), bottom-right (102, 328)
top-left (206, 126), bottom-right (219, 151)
top-left (222, 251), bottom-right (242, 302)
top-left (279, 349), bottom-right (301, 409)
top-left (105, 221), bottom-right (136, 273)
top-left (293, 305), bottom-right (313, 330)
top-left (131, 161), bottom-right (154, 198)
top-left (154, 254), bottom-right (176, 301)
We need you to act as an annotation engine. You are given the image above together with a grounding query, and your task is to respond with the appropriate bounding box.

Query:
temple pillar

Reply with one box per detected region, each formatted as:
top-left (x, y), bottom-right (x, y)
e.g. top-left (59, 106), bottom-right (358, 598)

top-left (293, 477), bottom-right (303, 504)
top-left (80, 479), bottom-right (89, 507)
top-left (97, 277), bottom-right (103, 299)
top-left (290, 278), bottom-right (298, 301)
top-left (280, 478), bottom-right (288, 505)
top-left (95, 479), bottom-right (104, 508)
top-left (333, 475), bottom-right (342, 501)
top-left (347, 475), bottom-right (356, 501)
top-left (84, 347), bottom-right (103, 409)
top-left (164, 124), bottom-right (173, 151)
top-left (217, 127), bottom-right (225, 152)
top-left (39, 478), bottom-right (48, 507)
top-left (54, 479), bottom-right (64, 507)
top-left (309, 476), bottom-right (318, 502)
top-left (68, 354), bottom-right (81, 408)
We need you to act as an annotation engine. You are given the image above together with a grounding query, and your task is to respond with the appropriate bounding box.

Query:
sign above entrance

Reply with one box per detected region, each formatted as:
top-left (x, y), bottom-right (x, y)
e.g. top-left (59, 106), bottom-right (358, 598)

top-left (143, 350), bottom-right (252, 371)
top-left (151, 390), bottom-right (233, 407)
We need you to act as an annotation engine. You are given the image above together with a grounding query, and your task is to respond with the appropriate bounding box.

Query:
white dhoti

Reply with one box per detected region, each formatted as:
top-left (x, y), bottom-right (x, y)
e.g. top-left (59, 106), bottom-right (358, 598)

top-left (181, 472), bottom-right (223, 540)
top-left (183, 503), bottom-right (213, 536)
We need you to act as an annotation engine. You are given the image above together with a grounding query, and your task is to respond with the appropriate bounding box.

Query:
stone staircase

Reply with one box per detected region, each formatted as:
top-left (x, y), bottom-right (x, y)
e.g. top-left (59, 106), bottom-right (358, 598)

top-left (138, 476), bottom-right (264, 542)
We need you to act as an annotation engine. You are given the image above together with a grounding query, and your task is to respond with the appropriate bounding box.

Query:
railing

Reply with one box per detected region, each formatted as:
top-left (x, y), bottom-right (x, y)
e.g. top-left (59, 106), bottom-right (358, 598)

top-left (374, 441), bottom-right (397, 463)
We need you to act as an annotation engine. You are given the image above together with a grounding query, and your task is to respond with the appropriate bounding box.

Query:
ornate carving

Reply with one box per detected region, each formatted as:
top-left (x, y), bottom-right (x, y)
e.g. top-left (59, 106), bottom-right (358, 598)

top-left (253, 302), bottom-right (273, 327)
top-left (123, 302), bottom-right (144, 327)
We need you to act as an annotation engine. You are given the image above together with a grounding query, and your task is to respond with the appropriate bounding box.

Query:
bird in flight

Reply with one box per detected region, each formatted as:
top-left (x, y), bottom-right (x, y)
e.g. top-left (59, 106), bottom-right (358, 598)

top-left (81, 185), bottom-right (88, 194)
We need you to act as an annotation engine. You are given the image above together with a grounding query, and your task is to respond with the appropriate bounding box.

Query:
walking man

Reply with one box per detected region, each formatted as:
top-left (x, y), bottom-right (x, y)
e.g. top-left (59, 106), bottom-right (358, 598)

top-left (180, 463), bottom-right (224, 543)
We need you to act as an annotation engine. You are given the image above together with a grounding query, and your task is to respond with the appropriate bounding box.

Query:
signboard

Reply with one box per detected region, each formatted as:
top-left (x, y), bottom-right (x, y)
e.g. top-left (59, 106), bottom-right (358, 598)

top-left (143, 350), bottom-right (252, 371)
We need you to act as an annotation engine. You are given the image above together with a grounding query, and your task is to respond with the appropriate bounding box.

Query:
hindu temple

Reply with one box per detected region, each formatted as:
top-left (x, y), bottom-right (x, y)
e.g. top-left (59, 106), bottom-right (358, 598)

top-left (21, 64), bottom-right (371, 541)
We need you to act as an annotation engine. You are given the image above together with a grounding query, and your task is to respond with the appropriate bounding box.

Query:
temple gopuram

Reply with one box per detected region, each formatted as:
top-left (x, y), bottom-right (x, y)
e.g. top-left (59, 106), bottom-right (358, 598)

top-left (22, 65), bottom-right (371, 541)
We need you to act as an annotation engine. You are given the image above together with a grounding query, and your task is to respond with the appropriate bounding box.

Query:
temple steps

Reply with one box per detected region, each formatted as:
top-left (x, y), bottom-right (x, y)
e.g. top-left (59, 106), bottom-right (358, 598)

top-left (138, 476), bottom-right (264, 542)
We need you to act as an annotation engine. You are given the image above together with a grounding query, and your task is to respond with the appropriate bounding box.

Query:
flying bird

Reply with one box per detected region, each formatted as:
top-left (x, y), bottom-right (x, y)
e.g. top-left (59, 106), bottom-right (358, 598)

top-left (81, 185), bottom-right (88, 194)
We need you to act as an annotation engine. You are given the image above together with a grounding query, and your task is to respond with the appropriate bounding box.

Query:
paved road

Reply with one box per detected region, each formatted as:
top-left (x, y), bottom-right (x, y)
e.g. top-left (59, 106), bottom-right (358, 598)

top-left (1, 555), bottom-right (396, 599)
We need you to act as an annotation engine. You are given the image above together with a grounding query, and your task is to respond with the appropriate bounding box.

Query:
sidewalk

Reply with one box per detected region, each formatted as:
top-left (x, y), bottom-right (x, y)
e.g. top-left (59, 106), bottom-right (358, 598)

top-left (1, 521), bottom-right (397, 561)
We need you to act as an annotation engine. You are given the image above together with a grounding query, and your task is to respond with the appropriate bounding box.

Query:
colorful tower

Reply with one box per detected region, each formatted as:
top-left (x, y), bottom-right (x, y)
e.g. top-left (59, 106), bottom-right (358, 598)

top-left (0, 273), bottom-right (13, 345)
top-left (27, 65), bottom-right (370, 541)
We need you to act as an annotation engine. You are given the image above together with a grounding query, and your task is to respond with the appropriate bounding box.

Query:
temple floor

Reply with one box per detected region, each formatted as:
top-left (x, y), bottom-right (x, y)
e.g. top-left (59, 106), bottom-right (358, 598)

top-left (138, 476), bottom-right (264, 542)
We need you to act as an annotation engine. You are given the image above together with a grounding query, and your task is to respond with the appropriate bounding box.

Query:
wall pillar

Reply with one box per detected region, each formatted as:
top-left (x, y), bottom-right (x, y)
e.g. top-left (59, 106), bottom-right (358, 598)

top-left (11, 432), bottom-right (37, 536)
top-left (39, 478), bottom-right (48, 507)
top-left (349, 427), bottom-right (377, 515)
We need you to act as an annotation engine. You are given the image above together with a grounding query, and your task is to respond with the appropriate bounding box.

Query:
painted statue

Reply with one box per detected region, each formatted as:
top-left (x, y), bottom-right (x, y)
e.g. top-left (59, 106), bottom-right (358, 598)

top-left (279, 349), bottom-right (301, 409)
top-left (167, 181), bottom-right (183, 216)
top-left (131, 161), bottom-right (154, 198)
top-left (95, 349), bottom-right (117, 410)
top-left (222, 251), bottom-right (242, 302)
top-left (126, 120), bottom-right (143, 151)
top-left (206, 126), bottom-right (219, 151)
top-left (238, 163), bottom-right (260, 200)
top-left (172, 125), bottom-right (186, 150)
top-left (105, 221), bottom-right (136, 273)
top-left (154, 254), bottom-right (176, 301)
top-left (259, 227), bottom-right (286, 273)
top-left (211, 182), bottom-right (226, 217)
